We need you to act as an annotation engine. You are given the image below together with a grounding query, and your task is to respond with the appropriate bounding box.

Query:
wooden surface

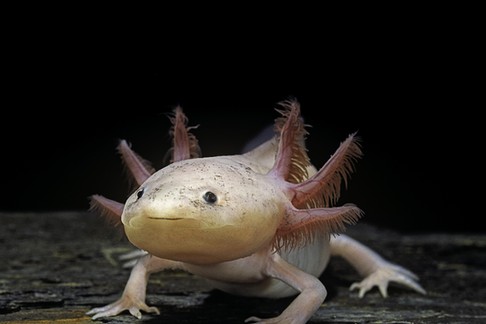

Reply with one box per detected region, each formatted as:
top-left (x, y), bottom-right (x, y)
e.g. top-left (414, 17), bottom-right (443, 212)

top-left (1, 212), bottom-right (485, 323)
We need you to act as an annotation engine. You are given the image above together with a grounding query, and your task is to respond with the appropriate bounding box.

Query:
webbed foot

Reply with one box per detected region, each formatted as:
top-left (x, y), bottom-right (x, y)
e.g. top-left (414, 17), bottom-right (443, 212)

top-left (349, 262), bottom-right (426, 298)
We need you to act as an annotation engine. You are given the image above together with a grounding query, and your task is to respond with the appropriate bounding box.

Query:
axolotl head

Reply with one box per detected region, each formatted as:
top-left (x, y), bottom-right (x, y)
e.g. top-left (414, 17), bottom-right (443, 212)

top-left (121, 156), bottom-right (285, 265)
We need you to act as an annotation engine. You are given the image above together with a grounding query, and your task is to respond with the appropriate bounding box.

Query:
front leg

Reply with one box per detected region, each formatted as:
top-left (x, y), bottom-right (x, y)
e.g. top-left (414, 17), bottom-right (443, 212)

top-left (87, 254), bottom-right (183, 319)
top-left (330, 234), bottom-right (426, 298)
top-left (245, 253), bottom-right (326, 324)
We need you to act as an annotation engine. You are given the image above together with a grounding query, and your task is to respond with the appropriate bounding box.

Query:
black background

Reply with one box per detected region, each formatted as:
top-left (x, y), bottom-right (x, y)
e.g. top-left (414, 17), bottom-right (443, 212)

top-left (2, 17), bottom-right (482, 234)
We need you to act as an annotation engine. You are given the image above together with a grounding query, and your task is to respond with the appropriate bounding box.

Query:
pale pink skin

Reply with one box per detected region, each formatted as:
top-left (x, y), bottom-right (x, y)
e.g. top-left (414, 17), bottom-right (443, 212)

top-left (88, 103), bottom-right (425, 323)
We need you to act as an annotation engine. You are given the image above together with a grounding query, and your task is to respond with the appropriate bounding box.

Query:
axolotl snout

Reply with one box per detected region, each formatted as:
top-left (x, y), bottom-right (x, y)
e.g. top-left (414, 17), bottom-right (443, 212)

top-left (87, 100), bottom-right (426, 323)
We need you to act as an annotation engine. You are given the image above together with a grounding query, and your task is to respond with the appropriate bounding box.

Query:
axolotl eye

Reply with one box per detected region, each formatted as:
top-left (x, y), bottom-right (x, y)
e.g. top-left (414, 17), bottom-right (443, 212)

top-left (136, 188), bottom-right (144, 200)
top-left (202, 191), bottom-right (217, 204)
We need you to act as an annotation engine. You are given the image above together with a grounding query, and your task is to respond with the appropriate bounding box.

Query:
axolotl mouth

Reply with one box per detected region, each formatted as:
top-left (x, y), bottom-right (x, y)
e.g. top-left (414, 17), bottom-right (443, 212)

top-left (123, 211), bottom-right (200, 229)
top-left (123, 210), bottom-right (225, 230)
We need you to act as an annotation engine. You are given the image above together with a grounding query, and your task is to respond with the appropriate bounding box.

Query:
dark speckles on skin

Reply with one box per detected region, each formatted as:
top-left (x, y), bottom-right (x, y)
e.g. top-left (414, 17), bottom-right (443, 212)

top-left (189, 200), bottom-right (197, 208)
top-left (189, 197), bottom-right (220, 212)
top-left (229, 162), bottom-right (250, 174)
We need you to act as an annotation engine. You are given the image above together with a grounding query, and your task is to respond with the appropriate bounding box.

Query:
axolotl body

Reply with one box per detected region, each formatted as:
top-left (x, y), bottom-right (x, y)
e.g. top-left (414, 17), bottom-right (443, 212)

top-left (87, 100), bottom-right (425, 323)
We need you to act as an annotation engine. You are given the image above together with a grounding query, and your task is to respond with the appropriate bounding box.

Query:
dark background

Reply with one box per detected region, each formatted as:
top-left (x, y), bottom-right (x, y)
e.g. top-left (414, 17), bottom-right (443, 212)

top-left (2, 19), bottom-right (482, 234)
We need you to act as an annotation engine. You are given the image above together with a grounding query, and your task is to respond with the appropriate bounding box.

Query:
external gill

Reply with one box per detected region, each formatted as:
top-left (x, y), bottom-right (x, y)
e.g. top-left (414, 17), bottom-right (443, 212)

top-left (166, 106), bottom-right (201, 163)
top-left (270, 99), bottom-right (311, 185)
top-left (89, 194), bottom-right (125, 228)
top-left (89, 107), bottom-right (200, 226)
top-left (268, 100), bottom-right (363, 251)
top-left (291, 133), bottom-right (362, 208)
top-left (117, 140), bottom-right (155, 188)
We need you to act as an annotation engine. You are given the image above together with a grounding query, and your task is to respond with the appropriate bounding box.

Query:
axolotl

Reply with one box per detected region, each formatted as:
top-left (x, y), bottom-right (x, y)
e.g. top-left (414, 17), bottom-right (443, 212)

top-left (87, 100), bottom-right (426, 323)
